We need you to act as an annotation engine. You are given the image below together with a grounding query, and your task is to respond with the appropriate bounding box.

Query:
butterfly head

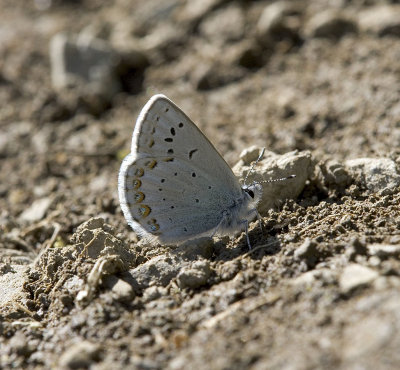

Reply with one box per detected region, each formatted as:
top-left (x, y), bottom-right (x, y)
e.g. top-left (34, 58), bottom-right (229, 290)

top-left (242, 182), bottom-right (263, 206)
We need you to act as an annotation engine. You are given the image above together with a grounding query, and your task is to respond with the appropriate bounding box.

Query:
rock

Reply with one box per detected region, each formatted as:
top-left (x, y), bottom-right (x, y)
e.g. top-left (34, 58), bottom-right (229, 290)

top-left (345, 157), bottom-right (400, 195)
top-left (8, 332), bottom-right (34, 356)
top-left (319, 159), bottom-right (350, 188)
top-left (76, 255), bottom-right (127, 305)
top-left (58, 341), bottom-right (101, 369)
top-left (0, 121), bottom-right (33, 158)
top-left (358, 5), bottom-right (400, 37)
top-left (294, 238), bottom-right (320, 268)
top-left (142, 286), bottom-right (166, 303)
top-left (339, 264), bottom-right (379, 294)
top-left (344, 237), bottom-right (368, 262)
top-left (19, 197), bottom-right (53, 222)
top-left (305, 10), bottom-right (357, 39)
top-left (236, 42), bottom-right (266, 69)
top-left (102, 275), bottom-right (135, 302)
top-left (74, 216), bottom-right (107, 233)
top-left (89, 174), bottom-right (109, 193)
top-left (199, 4), bottom-right (245, 43)
top-left (256, 1), bottom-right (301, 46)
top-left (368, 244), bottom-right (400, 259)
top-left (128, 254), bottom-right (182, 290)
top-left (50, 33), bottom-right (121, 99)
top-left (192, 62), bottom-right (245, 91)
top-left (175, 237), bottom-right (214, 260)
top-left (177, 260), bottom-right (212, 289)
top-left (239, 146), bottom-right (262, 165)
top-left (0, 265), bottom-right (29, 309)
top-left (291, 268), bottom-right (337, 288)
top-left (343, 316), bottom-right (394, 360)
top-left (233, 149), bottom-right (312, 214)
top-left (177, 0), bottom-right (226, 25)
top-left (71, 217), bottom-right (134, 262)
top-left (113, 48), bottom-right (149, 94)
top-left (133, 22), bottom-right (186, 63)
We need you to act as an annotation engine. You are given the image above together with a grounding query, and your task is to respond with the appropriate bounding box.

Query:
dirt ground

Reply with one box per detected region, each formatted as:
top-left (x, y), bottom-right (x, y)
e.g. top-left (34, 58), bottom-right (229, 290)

top-left (1, 0), bottom-right (400, 369)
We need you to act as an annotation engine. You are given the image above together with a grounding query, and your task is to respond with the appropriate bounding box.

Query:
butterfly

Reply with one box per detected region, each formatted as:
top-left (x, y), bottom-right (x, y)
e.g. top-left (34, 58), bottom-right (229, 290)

top-left (118, 94), bottom-right (264, 248)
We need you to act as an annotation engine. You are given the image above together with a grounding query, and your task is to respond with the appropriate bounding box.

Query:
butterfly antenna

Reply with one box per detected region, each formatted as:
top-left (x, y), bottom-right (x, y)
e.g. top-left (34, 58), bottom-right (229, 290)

top-left (243, 148), bottom-right (265, 185)
top-left (260, 174), bottom-right (296, 184)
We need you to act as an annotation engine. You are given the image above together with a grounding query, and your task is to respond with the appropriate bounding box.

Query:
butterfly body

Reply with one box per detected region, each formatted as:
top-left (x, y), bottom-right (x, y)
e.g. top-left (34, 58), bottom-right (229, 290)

top-left (118, 94), bottom-right (262, 246)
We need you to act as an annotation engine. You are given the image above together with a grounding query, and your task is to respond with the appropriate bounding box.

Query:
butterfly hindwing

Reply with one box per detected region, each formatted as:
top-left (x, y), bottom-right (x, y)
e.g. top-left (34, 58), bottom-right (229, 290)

top-left (120, 154), bottom-right (237, 243)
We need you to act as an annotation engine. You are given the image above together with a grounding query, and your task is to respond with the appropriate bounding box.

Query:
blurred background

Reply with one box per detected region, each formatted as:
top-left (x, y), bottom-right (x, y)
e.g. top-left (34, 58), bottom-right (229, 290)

top-left (1, 0), bottom-right (399, 226)
top-left (1, 1), bottom-right (400, 369)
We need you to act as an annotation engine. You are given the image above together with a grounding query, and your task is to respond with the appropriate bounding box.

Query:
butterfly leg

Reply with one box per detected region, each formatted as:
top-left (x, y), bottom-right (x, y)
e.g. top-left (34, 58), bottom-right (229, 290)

top-left (247, 208), bottom-right (263, 233)
top-left (254, 209), bottom-right (263, 233)
top-left (236, 219), bottom-right (252, 249)
top-left (243, 219), bottom-right (252, 250)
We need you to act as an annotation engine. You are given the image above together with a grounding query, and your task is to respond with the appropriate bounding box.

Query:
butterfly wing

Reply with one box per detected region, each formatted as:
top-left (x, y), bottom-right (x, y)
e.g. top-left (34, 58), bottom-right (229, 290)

top-left (118, 94), bottom-right (243, 244)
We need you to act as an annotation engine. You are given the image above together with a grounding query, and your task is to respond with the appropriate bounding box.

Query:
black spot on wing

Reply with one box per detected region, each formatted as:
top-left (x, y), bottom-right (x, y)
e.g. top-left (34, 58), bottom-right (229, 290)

top-left (189, 149), bottom-right (198, 159)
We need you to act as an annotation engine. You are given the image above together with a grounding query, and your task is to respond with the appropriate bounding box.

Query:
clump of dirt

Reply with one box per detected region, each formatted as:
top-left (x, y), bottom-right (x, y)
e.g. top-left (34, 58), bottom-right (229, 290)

top-left (1, 1), bottom-right (400, 369)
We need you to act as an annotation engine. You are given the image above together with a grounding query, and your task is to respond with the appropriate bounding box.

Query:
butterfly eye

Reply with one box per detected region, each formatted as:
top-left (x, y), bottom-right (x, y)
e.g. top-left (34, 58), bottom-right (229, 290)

top-left (245, 189), bottom-right (255, 198)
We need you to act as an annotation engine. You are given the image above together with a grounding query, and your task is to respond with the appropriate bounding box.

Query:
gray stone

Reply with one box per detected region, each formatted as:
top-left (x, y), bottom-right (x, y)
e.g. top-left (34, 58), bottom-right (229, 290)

top-left (256, 1), bottom-right (300, 46)
top-left (177, 260), bottom-right (212, 289)
top-left (71, 218), bottom-right (134, 262)
top-left (343, 316), bottom-right (394, 359)
top-left (177, 0), bottom-right (226, 24)
top-left (19, 197), bottom-right (53, 222)
top-left (345, 157), bottom-right (400, 195)
top-left (321, 159), bottom-right (350, 187)
top-left (344, 237), bottom-right (368, 262)
top-left (192, 62), bottom-right (245, 91)
top-left (368, 244), bottom-right (400, 259)
top-left (58, 341), bottom-right (101, 369)
top-left (75, 216), bottom-right (106, 232)
top-left (175, 237), bottom-right (214, 260)
top-left (339, 264), bottom-right (379, 294)
top-left (223, 40), bottom-right (266, 69)
top-left (50, 33), bottom-right (120, 99)
top-left (239, 146), bottom-right (262, 165)
top-left (8, 332), bottom-right (33, 356)
top-left (142, 286), bottom-right (166, 303)
top-left (102, 275), bottom-right (135, 302)
top-left (358, 5), bottom-right (400, 37)
top-left (233, 149), bottom-right (312, 214)
top-left (294, 238), bottom-right (320, 268)
top-left (0, 265), bottom-right (28, 311)
top-left (199, 4), bottom-right (245, 43)
top-left (128, 254), bottom-right (182, 290)
top-left (305, 10), bottom-right (357, 39)
top-left (291, 268), bottom-right (337, 288)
